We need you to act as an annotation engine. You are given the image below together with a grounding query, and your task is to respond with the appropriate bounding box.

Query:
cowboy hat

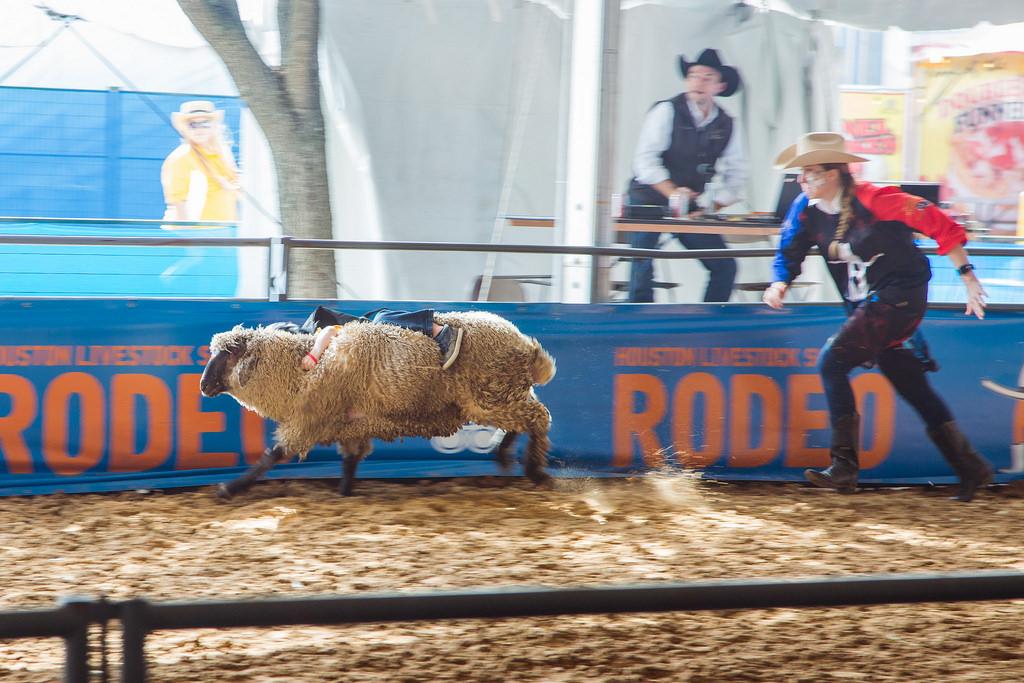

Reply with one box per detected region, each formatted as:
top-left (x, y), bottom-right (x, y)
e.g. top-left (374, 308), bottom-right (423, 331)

top-left (772, 143), bottom-right (798, 169)
top-left (678, 48), bottom-right (741, 97)
top-left (171, 100), bottom-right (224, 135)
top-left (777, 132), bottom-right (869, 169)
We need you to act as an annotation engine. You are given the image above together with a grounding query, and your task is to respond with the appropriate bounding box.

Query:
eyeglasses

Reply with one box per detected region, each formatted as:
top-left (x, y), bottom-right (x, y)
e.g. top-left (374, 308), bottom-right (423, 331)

top-left (188, 120), bottom-right (213, 129)
top-left (799, 168), bottom-right (826, 182)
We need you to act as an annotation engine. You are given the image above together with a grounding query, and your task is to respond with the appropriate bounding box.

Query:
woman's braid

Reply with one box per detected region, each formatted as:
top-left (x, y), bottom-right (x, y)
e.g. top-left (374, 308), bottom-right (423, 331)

top-left (827, 165), bottom-right (857, 260)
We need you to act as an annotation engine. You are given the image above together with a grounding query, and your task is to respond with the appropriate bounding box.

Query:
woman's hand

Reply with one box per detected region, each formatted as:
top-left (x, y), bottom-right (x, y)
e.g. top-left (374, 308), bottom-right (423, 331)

top-left (762, 281), bottom-right (788, 310)
top-left (962, 273), bottom-right (988, 320)
top-left (947, 247), bottom-right (987, 319)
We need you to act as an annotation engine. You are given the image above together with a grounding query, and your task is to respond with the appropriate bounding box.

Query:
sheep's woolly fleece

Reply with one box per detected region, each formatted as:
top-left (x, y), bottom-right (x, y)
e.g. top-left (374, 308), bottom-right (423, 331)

top-left (207, 310), bottom-right (555, 458)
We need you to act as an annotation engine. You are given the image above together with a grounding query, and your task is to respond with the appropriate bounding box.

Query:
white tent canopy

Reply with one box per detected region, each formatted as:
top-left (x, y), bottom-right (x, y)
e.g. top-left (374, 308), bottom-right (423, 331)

top-left (318, 1), bottom-right (1024, 302)
top-left (320, 1), bottom-right (840, 300)
top-left (2, 0), bottom-right (1022, 301)
top-left (630, 1), bottom-right (1024, 32)
top-left (774, 0), bottom-right (1024, 32)
top-left (0, 0), bottom-right (236, 92)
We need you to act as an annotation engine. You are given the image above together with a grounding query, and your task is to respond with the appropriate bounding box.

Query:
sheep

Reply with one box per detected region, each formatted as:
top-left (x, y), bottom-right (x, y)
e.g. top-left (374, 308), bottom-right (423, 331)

top-left (199, 310), bottom-right (556, 498)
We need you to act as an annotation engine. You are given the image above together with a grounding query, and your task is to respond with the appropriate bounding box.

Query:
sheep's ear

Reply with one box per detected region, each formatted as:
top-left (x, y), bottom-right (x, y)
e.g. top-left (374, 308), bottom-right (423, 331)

top-left (222, 335), bottom-right (248, 358)
top-left (236, 355), bottom-right (259, 388)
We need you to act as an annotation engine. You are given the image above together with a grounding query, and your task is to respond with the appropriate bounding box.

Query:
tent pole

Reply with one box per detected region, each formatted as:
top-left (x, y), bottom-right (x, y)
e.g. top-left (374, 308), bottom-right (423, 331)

top-left (0, 24), bottom-right (67, 85)
top-left (590, 0), bottom-right (620, 303)
top-left (560, 0), bottom-right (611, 303)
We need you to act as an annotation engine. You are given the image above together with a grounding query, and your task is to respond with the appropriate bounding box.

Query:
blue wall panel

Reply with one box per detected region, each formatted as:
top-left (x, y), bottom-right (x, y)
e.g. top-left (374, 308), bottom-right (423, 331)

top-left (0, 86), bottom-right (241, 220)
top-left (0, 223), bottom-right (238, 297)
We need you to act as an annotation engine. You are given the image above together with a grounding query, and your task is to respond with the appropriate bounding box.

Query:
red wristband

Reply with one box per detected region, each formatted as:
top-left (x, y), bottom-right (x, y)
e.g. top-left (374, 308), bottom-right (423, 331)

top-left (305, 353), bottom-right (318, 365)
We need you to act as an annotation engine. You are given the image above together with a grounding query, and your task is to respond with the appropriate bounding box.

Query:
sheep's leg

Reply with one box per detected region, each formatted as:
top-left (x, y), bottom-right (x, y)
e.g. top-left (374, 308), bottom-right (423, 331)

top-left (521, 403), bottom-right (554, 488)
top-left (486, 401), bottom-right (553, 487)
top-left (338, 439), bottom-right (373, 497)
top-left (216, 444), bottom-right (287, 500)
top-left (492, 431), bottom-right (520, 471)
top-left (340, 455), bottom-right (360, 497)
top-left (523, 429), bottom-right (553, 488)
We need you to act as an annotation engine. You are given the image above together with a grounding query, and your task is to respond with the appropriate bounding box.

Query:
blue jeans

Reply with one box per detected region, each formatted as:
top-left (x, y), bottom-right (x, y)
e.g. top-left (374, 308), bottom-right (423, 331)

top-left (370, 308), bottom-right (433, 336)
top-left (303, 305), bottom-right (434, 337)
top-left (627, 230), bottom-right (737, 302)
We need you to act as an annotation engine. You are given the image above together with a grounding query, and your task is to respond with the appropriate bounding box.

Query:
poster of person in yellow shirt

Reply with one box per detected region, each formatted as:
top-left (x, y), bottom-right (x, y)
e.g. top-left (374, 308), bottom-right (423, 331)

top-left (161, 100), bottom-right (240, 225)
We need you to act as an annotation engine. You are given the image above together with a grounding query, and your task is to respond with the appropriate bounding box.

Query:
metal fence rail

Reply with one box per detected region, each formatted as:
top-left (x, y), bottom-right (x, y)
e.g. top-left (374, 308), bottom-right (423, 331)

top-left (1, 228), bottom-right (1023, 302)
top-left (4, 570), bottom-right (1024, 682)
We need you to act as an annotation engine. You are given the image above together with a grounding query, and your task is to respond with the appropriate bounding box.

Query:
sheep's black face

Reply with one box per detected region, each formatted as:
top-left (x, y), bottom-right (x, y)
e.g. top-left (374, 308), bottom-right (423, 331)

top-left (200, 346), bottom-right (241, 397)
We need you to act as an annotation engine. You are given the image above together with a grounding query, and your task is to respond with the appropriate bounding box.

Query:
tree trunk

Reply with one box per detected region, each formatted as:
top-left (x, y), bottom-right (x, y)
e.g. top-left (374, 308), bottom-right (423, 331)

top-left (177, 0), bottom-right (337, 300)
top-left (274, 130), bottom-right (336, 296)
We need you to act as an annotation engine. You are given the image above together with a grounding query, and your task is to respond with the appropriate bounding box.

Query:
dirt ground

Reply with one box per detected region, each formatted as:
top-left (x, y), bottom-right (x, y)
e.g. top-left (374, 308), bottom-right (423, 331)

top-left (2, 473), bottom-right (1024, 682)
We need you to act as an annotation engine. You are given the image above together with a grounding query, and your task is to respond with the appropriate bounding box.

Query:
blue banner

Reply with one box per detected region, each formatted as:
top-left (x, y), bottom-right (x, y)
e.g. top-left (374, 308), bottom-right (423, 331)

top-left (0, 299), bottom-right (1022, 495)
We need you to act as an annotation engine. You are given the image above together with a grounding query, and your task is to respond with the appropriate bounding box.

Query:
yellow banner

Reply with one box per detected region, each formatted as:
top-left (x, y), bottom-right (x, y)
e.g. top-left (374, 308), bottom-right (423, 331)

top-left (918, 53), bottom-right (1024, 221)
top-left (840, 90), bottom-right (905, 182)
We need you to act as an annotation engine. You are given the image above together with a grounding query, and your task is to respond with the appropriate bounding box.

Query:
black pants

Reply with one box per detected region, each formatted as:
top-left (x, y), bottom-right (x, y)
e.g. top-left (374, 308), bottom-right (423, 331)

top-left (817, 290), bottom-right (952, 430)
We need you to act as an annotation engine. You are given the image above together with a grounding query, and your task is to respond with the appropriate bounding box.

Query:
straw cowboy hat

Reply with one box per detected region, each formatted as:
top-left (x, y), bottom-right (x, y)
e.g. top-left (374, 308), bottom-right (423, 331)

top-left (678, 48), bottom-right (741, 97)
top-left (775, 132), bottom-right (869, 169)
top-left (171, 100), bottom-right (224, 135)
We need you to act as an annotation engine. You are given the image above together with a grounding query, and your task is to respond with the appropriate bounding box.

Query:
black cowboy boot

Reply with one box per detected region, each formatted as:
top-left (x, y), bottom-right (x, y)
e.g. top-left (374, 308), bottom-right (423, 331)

top-left (805, 413), bottom-right (860, 494)
top-left (927, 421), bottom-right (994, 502)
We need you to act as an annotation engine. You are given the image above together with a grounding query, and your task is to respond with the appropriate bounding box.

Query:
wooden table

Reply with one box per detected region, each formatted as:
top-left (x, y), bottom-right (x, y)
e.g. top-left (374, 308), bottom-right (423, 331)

top-left (506, 216), bottom-right (782, 239)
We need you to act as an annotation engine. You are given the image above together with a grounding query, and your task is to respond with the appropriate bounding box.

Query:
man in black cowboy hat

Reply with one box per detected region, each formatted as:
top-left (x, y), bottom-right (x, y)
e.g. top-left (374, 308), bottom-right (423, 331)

top-left (625, 48), bottom-right (748, 303)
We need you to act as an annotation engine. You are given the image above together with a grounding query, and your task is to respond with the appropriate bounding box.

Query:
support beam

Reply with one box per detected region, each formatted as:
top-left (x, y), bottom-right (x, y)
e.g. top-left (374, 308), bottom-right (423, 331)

top-left (559, 0), bottom-right (617, 303)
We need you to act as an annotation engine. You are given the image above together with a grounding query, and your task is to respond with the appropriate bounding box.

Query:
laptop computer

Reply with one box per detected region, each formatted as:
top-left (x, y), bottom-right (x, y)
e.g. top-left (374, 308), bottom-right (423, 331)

top-left (746, 173), bottom-right (803, 224)
top-left (750, 177), bottom-right (941, 225)
top-left (774, 173), bottom-right (804, 221)
top-left (896, 182), bottom-right (941, 205)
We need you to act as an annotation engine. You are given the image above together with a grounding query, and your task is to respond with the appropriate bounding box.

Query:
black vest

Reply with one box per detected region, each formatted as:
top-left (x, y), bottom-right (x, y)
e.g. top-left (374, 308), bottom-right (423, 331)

top-left (628, 94), bottom-right (734, 207)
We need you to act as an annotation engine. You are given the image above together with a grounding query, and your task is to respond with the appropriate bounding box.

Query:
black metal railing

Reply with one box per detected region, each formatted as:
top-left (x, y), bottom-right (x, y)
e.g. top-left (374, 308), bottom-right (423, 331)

top-left (4, 570), bottom-right (1024, 682)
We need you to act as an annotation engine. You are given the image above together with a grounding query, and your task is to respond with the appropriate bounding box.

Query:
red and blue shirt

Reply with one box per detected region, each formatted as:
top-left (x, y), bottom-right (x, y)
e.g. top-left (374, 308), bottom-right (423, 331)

top-left (771, 183), bottom-right (966, 304)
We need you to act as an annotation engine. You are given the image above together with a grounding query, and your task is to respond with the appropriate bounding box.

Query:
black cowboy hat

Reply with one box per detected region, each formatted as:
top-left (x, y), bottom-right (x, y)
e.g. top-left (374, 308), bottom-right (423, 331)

top-left (678, 48), bottom-right (741, 97)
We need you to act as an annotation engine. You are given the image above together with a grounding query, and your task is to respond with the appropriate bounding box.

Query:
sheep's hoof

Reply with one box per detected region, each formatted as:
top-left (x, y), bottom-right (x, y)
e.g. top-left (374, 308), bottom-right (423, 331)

top-left (215, 483), bottom-right (234, 500)
top-left (528, 472), bottom-right (554, 489)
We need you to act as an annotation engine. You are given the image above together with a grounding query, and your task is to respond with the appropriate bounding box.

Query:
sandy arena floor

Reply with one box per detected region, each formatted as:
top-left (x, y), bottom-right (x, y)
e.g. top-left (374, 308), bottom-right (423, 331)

top-left (1, 473), bottom-right (1023, 682)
